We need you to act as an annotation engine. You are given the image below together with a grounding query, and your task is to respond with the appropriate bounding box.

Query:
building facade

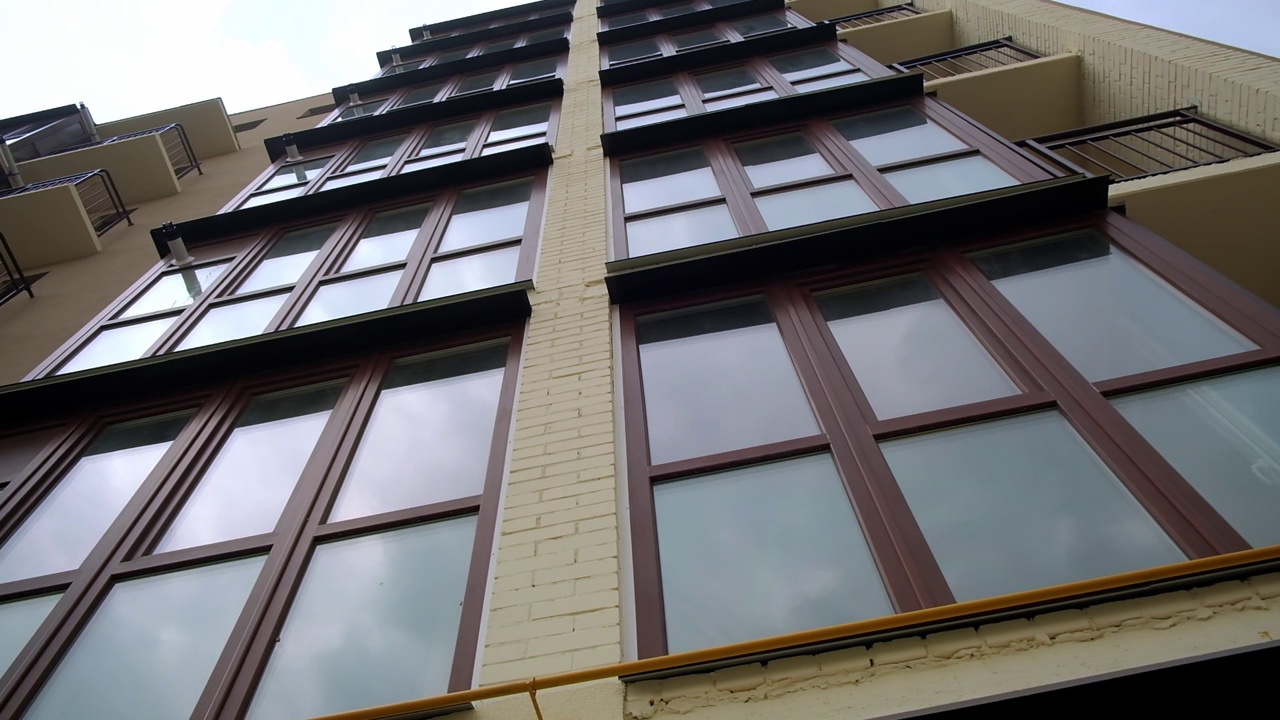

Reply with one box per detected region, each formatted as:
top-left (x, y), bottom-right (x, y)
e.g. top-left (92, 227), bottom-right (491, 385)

top-left (0, 1), bottom-right (1277, 719)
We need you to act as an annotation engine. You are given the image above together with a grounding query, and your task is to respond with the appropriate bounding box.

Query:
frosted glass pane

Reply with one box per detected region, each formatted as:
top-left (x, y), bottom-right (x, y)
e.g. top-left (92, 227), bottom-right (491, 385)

top-left (0, 413), bottom-right (189, 583)
top-left (437, 181), bottom-right (532, 252)
top-left (819, 274), bottom-right (1018, 419)
top-left (329, 345), bottom-right (506, 520)
top-left (1113, 367), bottom-right (1280, 547)
top-left (418, 246), bottom-right (520, 301)
top-left (295, 271), bottom-right (402, 326)
top-left (834, 107), bottom-right (969, 166)
top-left (246, 518), bottom-right (475, 720)
top-left (626, 204), bottom-right (737, 256)
top-left (970, 233), bottom-right (1255, 382)
top-left (756, 181), bottom-right (877, 230)
top-left (0, 593), bottom-right (60, 675)
top-left (177, 294), bottom-right (287, 350)
top-left (656, 455), bottom-right (892, 653)
top-left (886, 155), bottom-right (1017, 203)
top-left (342, 205), bottom-right (430, 271)
top-left (57, 316), bottom-right (176, 374)
top-left (23, 556), bottom-right (264, 720)
top-left (119, 263), bottom-right (229, 319)
top-left (157, 384), bottom-right (342, 552)
top-left (238, 224), bottom-right (337, 294)
top-left (621, 148), bottom-right (719, 213)
top-left (882, 412), bottom-right (1185, 601)
top-left (639, 301), bottom-right (818, 464)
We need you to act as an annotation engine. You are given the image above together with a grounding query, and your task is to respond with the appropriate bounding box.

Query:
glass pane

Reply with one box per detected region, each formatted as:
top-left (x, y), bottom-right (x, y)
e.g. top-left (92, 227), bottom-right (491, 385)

top-left (1113, 367), bottom-right (1280, 548)
top-left (969, 233), bottom-right (1255, 382)
top-left (0, 413), bottom-right (190, 584)
top-left (400, 82), bottom-right (446, 107)
top-left (119, 263), bottom-right (229, 319)
top-left (626, 204), bottom-right (737, 257)
top-left (795, 71), bottom-right (868, 92)
top-left (432, 49), bottom-right (471, 65)
top-left (483, 38), bottom-right (518, 54)
top-left (610, 38), bottom-right (661, 65)
top-left (638, 301), bottom-right (819, 463)
top-left (887, 155), bottom-right (1017, 203)
top-left (437, 180), bottom-right (533, 252)
top-left (259, 159), bottom-right (329, 191)
top-left (335, 101), bottom-right (386, 122)
top-left (241, 186), bottom-right (306, 208)
top-left (329, 345), bottom-right (507, 520)
top-left (402, 152), bottom-right (465, 172)
top-left (703, 89), bottom-right (778, 111)
top-left (295, 270), bottom-right (403, 326)
top-left (23, 556), bottom-right (265, 720)
top-left (734, 134), bottom-right (831, 187)
top-left (656, 455), bottom-right (891, 653)
top-left (881, 412), bottom-right (1185, 601)
top-left (818, 275), bottom-right (1018, 419)
top-left (455, 71), bottom-right (500, 95)
top-left (419, 245), bottom-right (521, 301)
top-left (510, 57), bottom-right (559, 83)
top-left (615, 79), bottom-right (681, 116)
top-left (487, 104), bottom-right (551, 143)
top-left (771, 48), bottom-right (850, 82)
top-left (345, 134), bottom-right (408, 172)
top-left (834, 107), bottom-right (969, 166)
top-left (176, 293), bottom-right (287, 351)
top-left (245, 518), bottom-right (475, 719)
top-left (731, 14), bottom-right (791, 37)
top-left (318, 168), bottom-right (383, 191)
top-left (674, 29), bottom-right (724, 51)
top-left (0, 427), bottom-right (63, 489)
top-left (756, 180), bottom-right (878, 230)
top-left (620, 148), bottom-right (719, 213)
top-left (696, 67), bottom-right (760, 98)
top-left (156, 384), bottom-right (342, 553)
top-left (238, 224), bottom-right (338, 294)
top-left (526, 27), bottom-right (566, 44)
top-left (480, 137), bottom-right (545, 155)
top-left (0, 593), bottom-right (60, 675)
top-left (343, 205), bottom-right (430, 272)
top-left (57, 316), bottom-right (177, 374)
top-left (420, 120), bottom-right (477, 156)
top-left (617, 107), bottom-right (687, 130)
top-left (660, 2), bottom-right (697, 16)
top-left (608, 11), bottom-right (650, 28)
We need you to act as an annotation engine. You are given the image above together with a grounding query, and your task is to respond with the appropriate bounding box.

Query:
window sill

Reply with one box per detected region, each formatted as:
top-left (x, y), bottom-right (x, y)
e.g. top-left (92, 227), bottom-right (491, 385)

top-left (597, 0), bottom-right (784, 44)
top-left (599, 23), bottom-right (832, 86)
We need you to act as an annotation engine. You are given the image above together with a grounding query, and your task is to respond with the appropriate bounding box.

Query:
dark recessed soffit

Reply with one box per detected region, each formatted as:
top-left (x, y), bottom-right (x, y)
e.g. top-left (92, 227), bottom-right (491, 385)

top-left (601, 73), bottom-right (922, 155)
top-left (0, 284), bottom-right (533, 432)
top-left (599, 23), bottom-right (834, 86)
top-left (272, 78), bottom-right (564, 162)
top-left (152, 143), bottom-right (553, 257)
top-left (339, 38), bottom-right (569, 105)
top-left (387, 10), bottom-right (575, 66)
top-left (0, 104), bottom-right (80, 135)
top-left (597, 0), bottom-right (784, 43)
top-left (410, 0), bottom-right (573, 43)
top-left (604, 175), bottom-right (1112, 304)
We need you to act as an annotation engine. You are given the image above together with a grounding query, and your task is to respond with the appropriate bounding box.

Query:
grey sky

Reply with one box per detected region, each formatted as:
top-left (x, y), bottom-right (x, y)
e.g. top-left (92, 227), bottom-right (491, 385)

top-left (1057, 0), bottom-right (1280, 58)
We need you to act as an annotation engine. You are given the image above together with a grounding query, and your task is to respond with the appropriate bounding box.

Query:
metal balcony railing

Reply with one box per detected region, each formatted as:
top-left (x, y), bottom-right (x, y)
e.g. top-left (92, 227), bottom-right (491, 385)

top-left (829, 4), bottom-right (921, 30)
top-left (0, 169), bottom-right (134, 235)
top-left (1020, 109), bottom-right (1280, 181)
top-left (0, 230), bottom-right (34, 307)
top-left (59, 124), bottom-right (203, 179)
top-left (892, 38), bottom-right (1042, 79)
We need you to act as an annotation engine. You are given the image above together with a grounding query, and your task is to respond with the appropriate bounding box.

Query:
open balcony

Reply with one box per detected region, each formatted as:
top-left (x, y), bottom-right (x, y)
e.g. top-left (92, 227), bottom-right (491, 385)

top-left (0, 170), bottom-right (133, 267)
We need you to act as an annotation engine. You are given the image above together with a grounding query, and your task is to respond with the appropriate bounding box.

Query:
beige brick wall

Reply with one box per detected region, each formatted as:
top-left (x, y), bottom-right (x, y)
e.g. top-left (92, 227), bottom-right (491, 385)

top-left (905, 0), bottom-right (1280, 141)
top-left (479, 2), bottom-right (623, 685)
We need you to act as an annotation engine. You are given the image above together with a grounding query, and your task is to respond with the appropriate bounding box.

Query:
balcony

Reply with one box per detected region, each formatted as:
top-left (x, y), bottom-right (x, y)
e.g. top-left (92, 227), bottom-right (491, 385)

top-left (834, 8), bottom-right (954, 65)
top-left (0, 231), bottom-right (34, 307)
top-left (0, 170), bottom-right (133, 267)
top-left (831, 4), bottom-right (922, 29)
top-left (892, 38), bottom-right (1039, 79)
top-left (15, 125), bottom-right (197, 204)
top-left (95, 98), bottom-right (239, 159)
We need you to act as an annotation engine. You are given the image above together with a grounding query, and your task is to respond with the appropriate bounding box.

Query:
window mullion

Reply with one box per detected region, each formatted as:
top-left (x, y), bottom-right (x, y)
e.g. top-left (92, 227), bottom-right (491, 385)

top-left (809, 121), bottom-right (910, 207)
top-left (260, 214), bottom-right (363, 333)
top-left (673, 73), bottom-right (705, 114)
top-left (394, 196), bottom-right (456, 304)
top-left (705, 139), bottom-right (767, 236)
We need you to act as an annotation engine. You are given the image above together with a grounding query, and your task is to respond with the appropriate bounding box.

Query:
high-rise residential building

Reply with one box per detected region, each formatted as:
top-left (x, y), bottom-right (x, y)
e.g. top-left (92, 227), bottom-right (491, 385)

top-left (0, 1), bottom-right (1276, 719)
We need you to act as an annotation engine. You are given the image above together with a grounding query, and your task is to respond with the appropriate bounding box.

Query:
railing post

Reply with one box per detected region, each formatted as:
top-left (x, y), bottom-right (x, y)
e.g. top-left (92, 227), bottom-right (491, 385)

top-left (0, 230), bottom-right (34, 302)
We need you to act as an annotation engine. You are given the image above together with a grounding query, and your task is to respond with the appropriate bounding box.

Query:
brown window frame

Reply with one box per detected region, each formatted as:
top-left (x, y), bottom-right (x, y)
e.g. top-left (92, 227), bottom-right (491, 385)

top-left (35, 172), bottom-right (548, 378)
top-left (601, 10), bottom-right (811, 67)
top-left (378, 25), bottom-right (570, 76)
top-left (0, 327), bottom-right (526, 716)
top-left (607, 97), bottom-right (1048, 260)
top-left (620, 211), bottom-right (1280, 658)
top-left (422, 7), bottom-right (571, 40)
top-left (601, 0), bottom-right (755, 30)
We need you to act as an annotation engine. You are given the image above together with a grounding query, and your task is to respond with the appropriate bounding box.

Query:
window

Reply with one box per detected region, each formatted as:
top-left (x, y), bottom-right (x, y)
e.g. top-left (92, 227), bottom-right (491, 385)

top-left (601, 0), bottom-right (753, 30)
top-left (0, 338), bottom-right (520, 718)
top-left (376, 25), bottom-right (569, 76)
top-left (237, 102), bottom-right (558, 210)
top-left (623, 217), bottom-right (1280, 658)
top-left (605, 45), bottom-right (874, 130)
top-left (603, 12), bottom-right (803, 67)
top-left (610, 102), bottom-right (1039, 258)
top-left (47, 174), bottom-right (545, 374)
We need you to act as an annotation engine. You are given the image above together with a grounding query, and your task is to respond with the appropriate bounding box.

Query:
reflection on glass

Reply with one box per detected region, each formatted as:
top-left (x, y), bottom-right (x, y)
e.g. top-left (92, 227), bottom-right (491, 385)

top-left (437, 180), bottom-right (532, 252)
top-left (57, 316), bottom-right (177, 375)
top-left (656, 454), bottom-right (891, 653)
top-left (735, 134), bottom-right (830, 187)
top-left (455, 71), bottom-right (500, 95)
top-left (296, 271), bottom-right (403, 326)
top-left (246, 519), bottom-right (475, 720)
top-left (703, 89), bottom-right (777, 111)
top-left (238, 224), bottom-right (338, 294)
top-left (639, 301), bottom-right (818, 463)
top-left (615, 79), bottom-right (681, 115)
top-left (834, 107), bottom-right (968, 166)
top-left (770, 48), bottom-right (849, 81)
top-left (610, 38), bottom-right (661, 65)
top-left (660, 2), bottom-right (697, 16)
top-left (487, 104), bottom-right (551, 144)
top-left (318, 169), bottom-right (382, 191)
top-left (23, 556), bottom-right (265, 720)
top-left (969, 233), bottom-right (1255, 382)
top-left (241, 187), bottom-right (306, 208)
top-left (259, 159), bottom-right (329, 191)
top-left (818, 274), bottom-right (1018, 419)
top-left (621, 148), bottom-right (719, 213)
top-left (119, 263), bottom-right (229, 319)
top-left (329, 345), bottom-right (507, 520)
top-left (526, 27), bottom-right (566, 44)
top-left (483, 38), bottom-right (518, 54)
top-left (421, 120), bottom-right (476, 157)
top-left (617, 107), bottom-right (687, 130)
top-left (0, 427), bottom-right (63, 488)
top-left (433, 49), bottom-right (471, 65)
top-left (346, 135), bottom-right (408, 172)
top-left (626, 204), bottom-right (737, 256)
top-left (882, 412), bottom-right (1184, 601)
top-left (795, 72), bottom-right (867, 92)
top-left (176, 293), bottom-right (287, 351)
top-left (157, 384), bottom-right (342, 552)
top-left (886, 155), bottom-right (1017, 203)
top-left (673, 29), bottom-right (724, 51)
top-left (1113, 367), bottom-right (1280, 547)
top-left (400, 83), bottom-right (446, 107)
top-left (419, 245), bottom-right (520, 301)
top-left (343, 205), bottom-right (430, 272)
top-left (335, 101), bottom-right (386, 122)
top-left (730, 14), bottom-right (791, 36)
top-left (756, 181), bottom-right (877, 230)
top-left (0, 593), bottom-right (60, 675)
top-left (510, 58), bottom-right (559, 84)
top-left (0, 413), bottom-right (190, 584)
top-left (696, 67), bottom-right (760, 97)
top-left (609, 11), bottom-right (649, 28)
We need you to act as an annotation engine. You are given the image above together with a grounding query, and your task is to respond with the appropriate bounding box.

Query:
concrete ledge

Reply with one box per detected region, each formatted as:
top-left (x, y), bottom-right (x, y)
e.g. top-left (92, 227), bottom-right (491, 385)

top-left (837, 10), bottom-right (955, 64)
top-left (98, 98), bottom-right (238, 158)
top-left (926, 54), bottom-right (1084, 140)
top-left (0, 185), bottom-right (100, 267)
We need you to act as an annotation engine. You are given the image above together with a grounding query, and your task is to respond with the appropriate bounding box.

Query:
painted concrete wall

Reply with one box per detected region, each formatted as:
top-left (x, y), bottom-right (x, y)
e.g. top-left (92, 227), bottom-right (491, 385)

top-left (98, 98), bottom-right (241, 159)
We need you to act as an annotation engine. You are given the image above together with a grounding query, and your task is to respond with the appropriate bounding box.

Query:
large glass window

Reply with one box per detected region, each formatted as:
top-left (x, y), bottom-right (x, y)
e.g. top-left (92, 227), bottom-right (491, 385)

top-left (603, 12), bottom-right (807, 67)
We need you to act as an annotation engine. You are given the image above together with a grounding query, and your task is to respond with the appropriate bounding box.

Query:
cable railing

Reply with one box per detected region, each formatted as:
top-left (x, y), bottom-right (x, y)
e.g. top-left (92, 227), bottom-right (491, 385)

top-left (1020, 109), bottom-right (1280, 181)
top-left (0, 230), bottom-right (34, 307)
top-left (0, 169), bottom-right (133, 235)
top-left (892, 38), bottom-right (1042, 79)
top-left (58, 123), bottom-right (202, 179)
top-left (829, 4), bottom-right (921, 30)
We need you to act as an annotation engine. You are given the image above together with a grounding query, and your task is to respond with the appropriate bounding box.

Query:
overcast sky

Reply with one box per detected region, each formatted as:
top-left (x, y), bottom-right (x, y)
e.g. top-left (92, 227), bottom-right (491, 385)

top-left (2, 0), bottom-right (1275, 124)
